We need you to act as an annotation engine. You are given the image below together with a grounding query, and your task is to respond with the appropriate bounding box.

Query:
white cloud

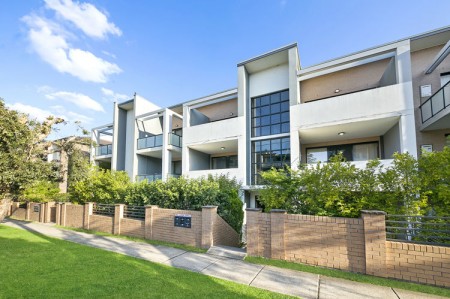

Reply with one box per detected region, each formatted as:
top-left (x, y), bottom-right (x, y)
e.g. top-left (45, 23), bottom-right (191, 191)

top-left (45, 0), bottom-right (122, 39)
top-left (50, 105), bottom-right (94, 124)
top-left (46, 90), bottom-right (105, 112)
top-left (101, 87), bottom-right (129, 102)
top-left (7, 102), bottom-right (54, 122)
top-left (22, 14), bottom-right (121, 83)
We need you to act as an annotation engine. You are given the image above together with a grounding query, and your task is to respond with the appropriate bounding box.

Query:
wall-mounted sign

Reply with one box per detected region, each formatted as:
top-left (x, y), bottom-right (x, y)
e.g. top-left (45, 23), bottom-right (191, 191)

top-left (174, 214), bottom-right (191, 228)
top-left (420, 85), bottom-right (432, 97)
top-left (421, 144), bottom-right (433, 153)
top-left (33, 205), bottom-right (40, 212)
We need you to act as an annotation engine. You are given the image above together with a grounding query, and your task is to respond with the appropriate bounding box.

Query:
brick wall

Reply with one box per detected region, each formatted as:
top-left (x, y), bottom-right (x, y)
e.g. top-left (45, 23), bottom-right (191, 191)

top-left (246, 209), bottom-right (450, 287)
top-left (64, 204), bottom-right (84, 228)
top-left (89, 215), bottom-right (113, 234)
top-left (386, 241), bottom-right (450, 288)
top-left (120, 218), bottom-right (145, 238)
top-left (285, 214), bottom-right (365, 273)
top-left (9, 202), bottom-right (240, 250)
top-left (213, 215), bottom-right (240, 247)
top-left (153, 208), bottom-right (202, 247)
top-left (29, 203), bottom-right (42, 222)
top-left (0, 198), bottom-right (11, 222)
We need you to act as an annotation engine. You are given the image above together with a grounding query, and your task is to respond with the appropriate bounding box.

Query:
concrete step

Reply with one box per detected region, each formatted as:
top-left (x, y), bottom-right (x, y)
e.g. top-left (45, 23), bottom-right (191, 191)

top-left (207, 245), bottom-right (247, 260)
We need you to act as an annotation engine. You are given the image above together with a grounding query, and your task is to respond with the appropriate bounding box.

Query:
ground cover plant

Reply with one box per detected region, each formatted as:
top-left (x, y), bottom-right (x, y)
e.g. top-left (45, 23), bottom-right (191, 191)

top-left (0, 225), bottom-right (291, 299)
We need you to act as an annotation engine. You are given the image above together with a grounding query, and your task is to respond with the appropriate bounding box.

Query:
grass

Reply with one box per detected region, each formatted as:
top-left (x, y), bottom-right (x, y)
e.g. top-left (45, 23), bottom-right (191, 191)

top-left (245, 256), bottom-right (450, 298)
top-left (57, 225), bottom-right (207, 254)
top-left (0, 225), bottom-right (292, 299)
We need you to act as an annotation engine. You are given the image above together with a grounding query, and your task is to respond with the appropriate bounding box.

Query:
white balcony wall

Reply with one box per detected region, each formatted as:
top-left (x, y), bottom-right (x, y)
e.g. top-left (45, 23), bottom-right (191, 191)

top-left (187, 168), bottom-right (244, 183)
top-left (184, 116), bottom-right (245, 145)
top-left (292, 83), bottom-right (412, 129)
top-left (307, 159), bottom-right (394, 171)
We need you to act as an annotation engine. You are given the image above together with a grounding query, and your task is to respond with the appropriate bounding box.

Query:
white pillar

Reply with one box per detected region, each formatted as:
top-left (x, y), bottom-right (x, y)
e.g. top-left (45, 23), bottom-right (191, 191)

top-left (162, 110), bottom-right (173, 181)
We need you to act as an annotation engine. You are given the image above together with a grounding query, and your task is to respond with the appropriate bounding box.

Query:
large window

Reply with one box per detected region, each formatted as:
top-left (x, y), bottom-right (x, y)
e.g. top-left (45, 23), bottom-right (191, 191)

top-left (211, 155), bottom-right (238, 169)
top-left (251, 137), bottom-right (290, 184)
top-left (306, 142), bottom-right (379, 163)
top-left (252, 90), bottom-right (290, 137)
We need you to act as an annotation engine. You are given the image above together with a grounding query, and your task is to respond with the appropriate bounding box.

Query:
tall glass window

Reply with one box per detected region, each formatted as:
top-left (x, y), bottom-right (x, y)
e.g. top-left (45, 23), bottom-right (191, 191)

top-left (252, 90), bottom-right (290, 137)
top-left (251, 137), bottom-right (290, 185)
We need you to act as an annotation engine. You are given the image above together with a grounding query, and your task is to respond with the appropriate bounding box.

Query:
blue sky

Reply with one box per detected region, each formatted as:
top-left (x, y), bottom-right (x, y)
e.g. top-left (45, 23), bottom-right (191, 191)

top-left (1, 0), bottom-right (450, 139)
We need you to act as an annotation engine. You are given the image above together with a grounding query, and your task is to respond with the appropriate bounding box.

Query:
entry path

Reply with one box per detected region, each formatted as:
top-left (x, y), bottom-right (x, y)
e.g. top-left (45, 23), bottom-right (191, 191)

top-left (2, 219), bottom-right (444, 299)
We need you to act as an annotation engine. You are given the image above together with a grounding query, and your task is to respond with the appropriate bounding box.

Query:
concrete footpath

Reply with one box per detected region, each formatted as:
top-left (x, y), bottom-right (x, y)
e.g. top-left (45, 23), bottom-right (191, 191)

top-left (1, 219), bottom-right (445, 299)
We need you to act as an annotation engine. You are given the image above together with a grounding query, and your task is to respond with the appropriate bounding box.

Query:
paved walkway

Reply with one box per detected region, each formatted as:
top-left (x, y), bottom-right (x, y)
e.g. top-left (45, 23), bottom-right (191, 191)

top-left (1, 219), bottom-right (445, 299)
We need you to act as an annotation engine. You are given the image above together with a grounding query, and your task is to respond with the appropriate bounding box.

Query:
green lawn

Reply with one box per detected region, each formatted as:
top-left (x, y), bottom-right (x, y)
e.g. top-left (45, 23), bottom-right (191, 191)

top-left (245, 256), bottom-right (450, 298)
top-left (0, 225), bottom-right (292, 299)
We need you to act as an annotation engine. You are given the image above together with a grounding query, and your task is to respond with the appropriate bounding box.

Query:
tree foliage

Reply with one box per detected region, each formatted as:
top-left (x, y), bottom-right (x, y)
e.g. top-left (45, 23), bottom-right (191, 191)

top-left (22, 180), bottom-right (61, 202)
top-left (0, 99), bottom-right (63, 197)
top-left (260, 151), bottom-right (448, 217)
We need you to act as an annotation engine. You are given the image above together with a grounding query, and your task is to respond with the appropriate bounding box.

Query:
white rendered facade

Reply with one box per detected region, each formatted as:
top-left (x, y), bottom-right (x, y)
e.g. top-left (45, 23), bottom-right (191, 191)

top-left (92, 26), bottom-right (450, 209)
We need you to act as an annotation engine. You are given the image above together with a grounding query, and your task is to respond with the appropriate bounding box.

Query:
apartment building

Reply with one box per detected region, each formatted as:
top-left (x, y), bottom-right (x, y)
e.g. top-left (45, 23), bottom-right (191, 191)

top-left (92, 26), bottom-right (450, 208)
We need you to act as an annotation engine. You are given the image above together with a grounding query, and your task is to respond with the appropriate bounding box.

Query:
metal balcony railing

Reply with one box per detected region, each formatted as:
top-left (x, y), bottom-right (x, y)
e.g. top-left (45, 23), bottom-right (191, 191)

top-left (420, 80), bottom-right (450, 123)
top-left (95, 144), bottom-right (112, 156)
top-left (136, 174), bottom-right (162, 182)
top-left (137, 134), bottom-right (163, 150)
top-left (169, 133), bottom-right (182, 147)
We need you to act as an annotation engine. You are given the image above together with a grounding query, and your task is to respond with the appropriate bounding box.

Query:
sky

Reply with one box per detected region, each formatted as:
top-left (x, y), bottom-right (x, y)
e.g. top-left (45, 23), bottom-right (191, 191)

top-left (1, 0), bottom-right (450, 139)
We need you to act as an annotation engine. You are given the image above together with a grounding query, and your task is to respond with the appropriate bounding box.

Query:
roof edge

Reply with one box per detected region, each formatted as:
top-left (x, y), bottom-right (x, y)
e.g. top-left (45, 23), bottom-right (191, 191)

top-left (237, 43), bottom-right (298, 67)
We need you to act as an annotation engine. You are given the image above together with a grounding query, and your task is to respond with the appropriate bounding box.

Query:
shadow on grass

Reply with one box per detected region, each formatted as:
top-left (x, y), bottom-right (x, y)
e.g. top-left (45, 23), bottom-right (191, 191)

top-left (0, 222), bottom-right (293, 299)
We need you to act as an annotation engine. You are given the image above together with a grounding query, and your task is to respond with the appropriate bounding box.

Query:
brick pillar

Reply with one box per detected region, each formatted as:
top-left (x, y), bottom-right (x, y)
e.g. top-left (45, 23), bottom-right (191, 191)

top-left (144, 205), bottom-right (158, 239)
top-left (362, 210), bottom-right (387, 277)
top-left (270, 209), bottom-right (286, 260)
top-left (201, 206), bottom-right (217, 249)
top-left (26, 202), bottom-right (31, 221)
top-left (55, 203), bottom-right (61, 225)
top-left (246, 208), bottom-right (262, 256)
top-left (39, 203), bottom-right (45, 223)
top-left (60, 203), bottom-right (67, 226)
top-left (83, 202), bottom-right (93, 230)
top-left (114, 204), bottom-right (124, 235)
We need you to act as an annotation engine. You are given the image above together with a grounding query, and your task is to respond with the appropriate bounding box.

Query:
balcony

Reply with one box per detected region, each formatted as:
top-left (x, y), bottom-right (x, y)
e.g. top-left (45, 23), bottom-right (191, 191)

top-left (136, 173), bottom-right (181, 182)
top-left (136, 174), bottom-right (162, 182)
top-left (184, 116), bottom-right (244, 145)
top-left (95, 144), bottom-right (112, 156)
top-left (168, 133), bottom-right (182, 148)
top-left (420, 81), bottom-right (450, 131)
top-left (137, 134), bottom-right (163, 150)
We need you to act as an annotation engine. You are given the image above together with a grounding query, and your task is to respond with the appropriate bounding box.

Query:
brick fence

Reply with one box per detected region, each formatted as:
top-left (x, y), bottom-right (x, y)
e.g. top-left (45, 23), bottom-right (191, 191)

top-left (0, 197), bottom-right (11, 222)
top-left (246, 209), bottom-right (450, 288)
top-left (8, 202), bottom-right (240, 249)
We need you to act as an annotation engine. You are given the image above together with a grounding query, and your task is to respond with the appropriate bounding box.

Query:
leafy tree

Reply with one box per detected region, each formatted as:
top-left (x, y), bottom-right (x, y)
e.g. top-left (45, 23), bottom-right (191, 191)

top-left (71, 168), bottom-right (131, 204)
top-left (22, 180), bottom-right (60, 202)
top-left (0, 98), bottom-right (63, 198)
top-left (419, 147), bottom-right (450, 215)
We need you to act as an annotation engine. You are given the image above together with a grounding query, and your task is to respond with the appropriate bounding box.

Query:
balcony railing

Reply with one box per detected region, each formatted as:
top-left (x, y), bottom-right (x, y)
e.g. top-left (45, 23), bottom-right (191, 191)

top-left (137, 134), bottom-right (163, 150)
top-left (95, 144), bottom-right (112, 156)
top-left (169, 133), bottom-right (182, 147)
top-left (136, 174), bottom-right (162, 182)
top-left (420, 80), bottom-right (450, 123)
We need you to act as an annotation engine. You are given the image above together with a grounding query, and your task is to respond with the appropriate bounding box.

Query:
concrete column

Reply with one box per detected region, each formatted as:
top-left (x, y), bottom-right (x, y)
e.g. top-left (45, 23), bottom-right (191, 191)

top-left (60, 203), bottom-right (67, 226)
top-left (246, 208), bottom-right (262, 256)
top-left (26, 202), bottom-right (31, 221)
top-left (111, 102), bottom-right (119, 171)
top-left (83, 202), bottom-right (93, 230)
top-left (201, 206), bottom-right (218, 249)
top-left (162, 110), bottom-right (173, 181)
top-left (362, 210), bottom-right (387, 277)
top-left (290, 130), bottom-right (301, 170)
top-left (114, 204), bottom-right (124, 235)
top-left (144, 205), bottom-right (158, 239)
top-left (399, 114), bottom-right (418, 158)
top-left (270, 209), bottom-right (286, 260)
